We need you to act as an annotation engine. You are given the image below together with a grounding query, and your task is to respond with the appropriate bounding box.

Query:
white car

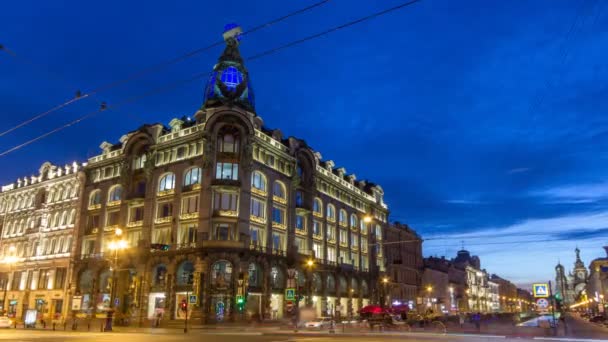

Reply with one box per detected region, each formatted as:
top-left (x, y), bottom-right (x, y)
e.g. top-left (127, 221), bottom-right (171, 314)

top-left (0, 316), bottom-right (13, 328)
top-left (305, 317), bottom-right (333, 329)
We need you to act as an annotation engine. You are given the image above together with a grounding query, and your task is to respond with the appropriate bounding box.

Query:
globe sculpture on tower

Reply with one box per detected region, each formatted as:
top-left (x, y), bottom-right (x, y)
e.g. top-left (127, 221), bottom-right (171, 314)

top-left (203, 23), bottom-right (255, 112)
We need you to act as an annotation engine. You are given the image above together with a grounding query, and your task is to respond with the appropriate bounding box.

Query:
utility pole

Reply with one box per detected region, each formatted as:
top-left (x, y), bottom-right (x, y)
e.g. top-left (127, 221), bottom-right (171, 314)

top-left (549, 281), bottom-right (556, 336)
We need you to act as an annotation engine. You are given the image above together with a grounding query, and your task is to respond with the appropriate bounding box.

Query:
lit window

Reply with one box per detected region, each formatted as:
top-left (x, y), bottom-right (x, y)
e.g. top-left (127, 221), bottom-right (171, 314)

top-left (108, 185), bottom-right (122, 202)
top-left (158, 173), bottom-right (176, 192)
top-left (273, 181), bottom-right (286, 200)
top-left (350, 214), bottom-right (358, 228)
top-left (339, 209), bottom-right (347, 225)
top-left (216, 162), bottom-right (239, 180)
top-left (327, 247), bottom-right (336, 262)
top-left (313, 221), bottom-right (322, 236)
top-left (183, 167), bottom-right (202, 187)
top-left (295, 215), bottom-right (305, 231)
top-left (156, 202), bottom-right (173, 218)
top-left (215, 223), bottom-right (232, 240)
top-left (181, 196), bottom-right (199, 214)
top-left (327, 204), bottom-right (336, 220)
top-left (313, 242), bottom-right (323, 260)
top-left (313, 198), bottom-right (322, 215)
top-left (214, 192), bottom-right (238, 211)
top-left (89, 190), bottom-right (101, 206)
top-left (251, 171), bottom-right (267, 192)
top-left (217, 133), bottom-right (239, 153)
top-left (250, 198), bottom-right (266, 218)
top-left (272, 206), bottom-right (285, 225)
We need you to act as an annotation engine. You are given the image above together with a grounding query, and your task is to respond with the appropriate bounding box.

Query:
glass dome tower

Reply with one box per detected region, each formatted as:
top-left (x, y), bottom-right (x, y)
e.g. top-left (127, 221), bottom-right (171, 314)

top-left (202, 24), bottom-right (255, 112)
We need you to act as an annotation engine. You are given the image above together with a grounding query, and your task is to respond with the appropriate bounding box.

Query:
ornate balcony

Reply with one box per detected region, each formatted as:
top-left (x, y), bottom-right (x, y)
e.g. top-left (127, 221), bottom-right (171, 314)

top-left (127, 220), bottom-right (143, 228)
top-left (251, 187), bottom-right (267, 197)
top-left (154, 216), bottom-right (172, 224)
top-left (250, 215), bottom-right (266, 224)
top-left (272, 196), bottom-right (287, 205)
top-left (87, 204), bottom-right (101, 211)
top-left (214, 210), bottom-right (238, 218)
top-left (179, 212), bottom-right (199, 220)
top-left (107, 200), bottom-right (121, 207)
top-left (157, 189), bottom-right (175, 197)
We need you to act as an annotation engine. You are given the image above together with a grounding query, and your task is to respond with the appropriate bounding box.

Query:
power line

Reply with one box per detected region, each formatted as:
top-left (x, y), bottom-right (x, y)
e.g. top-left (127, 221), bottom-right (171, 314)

top-left (0, 0), bottom-right (424, 158)
top-left (0, 0), bottom-right (331, 138)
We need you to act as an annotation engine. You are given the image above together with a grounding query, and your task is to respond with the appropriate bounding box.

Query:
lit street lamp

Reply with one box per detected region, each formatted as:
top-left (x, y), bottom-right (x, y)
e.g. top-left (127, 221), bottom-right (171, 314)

top-left (105, 228), bottom-right (128, 332)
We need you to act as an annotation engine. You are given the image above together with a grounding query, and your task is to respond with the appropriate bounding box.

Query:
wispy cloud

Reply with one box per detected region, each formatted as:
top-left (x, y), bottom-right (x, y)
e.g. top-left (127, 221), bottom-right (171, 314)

top-left (507, 167), bottom-right (530, 174)
top-left (533, 182), bottom-right (608, 204)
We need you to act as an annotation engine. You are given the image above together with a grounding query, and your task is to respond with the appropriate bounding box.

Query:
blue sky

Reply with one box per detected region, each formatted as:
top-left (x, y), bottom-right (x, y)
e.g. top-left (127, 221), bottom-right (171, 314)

top-left (1, 0), bottom-right (607, 285)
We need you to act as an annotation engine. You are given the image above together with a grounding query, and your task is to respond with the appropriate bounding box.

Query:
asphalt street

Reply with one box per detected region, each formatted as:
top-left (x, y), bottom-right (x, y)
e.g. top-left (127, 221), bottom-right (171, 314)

top-left (0, 331), bottom-right (564, 342)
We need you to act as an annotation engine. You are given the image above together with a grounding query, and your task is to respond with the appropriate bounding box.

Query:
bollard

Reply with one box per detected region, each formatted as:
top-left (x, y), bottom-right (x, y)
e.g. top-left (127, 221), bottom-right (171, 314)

top-left (53, 322), bottom-right (56, 331)
top-left (87, 322), bottom-right (91, 331)
top-left (63, 322), bottom-right (67, 331)
top-left (101, 322), bottom-right (104, 332)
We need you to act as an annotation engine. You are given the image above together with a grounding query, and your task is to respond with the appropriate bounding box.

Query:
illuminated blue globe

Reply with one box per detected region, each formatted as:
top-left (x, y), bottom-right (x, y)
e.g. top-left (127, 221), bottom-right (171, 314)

top-left (221, 66), bottom-right (243, 91)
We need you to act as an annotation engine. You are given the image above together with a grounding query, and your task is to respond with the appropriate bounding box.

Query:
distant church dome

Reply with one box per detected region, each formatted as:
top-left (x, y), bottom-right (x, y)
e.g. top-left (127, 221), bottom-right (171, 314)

top-left (202, 23), bottom-right (255, 112)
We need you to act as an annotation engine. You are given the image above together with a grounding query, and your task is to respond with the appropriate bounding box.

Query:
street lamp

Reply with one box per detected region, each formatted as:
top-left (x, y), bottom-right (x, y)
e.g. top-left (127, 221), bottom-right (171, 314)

top-left (305, 259), bottom-right (314, 307)
top-left (2, 246), bottom-right (17, 315)
top-left (363, 216), bottom-right (372, 223)
top-left (106, 228), bottom-right (128, 332)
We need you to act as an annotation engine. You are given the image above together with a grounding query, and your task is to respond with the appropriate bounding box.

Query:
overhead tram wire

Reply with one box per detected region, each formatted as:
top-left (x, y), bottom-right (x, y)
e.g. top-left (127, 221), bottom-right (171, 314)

top-left (0, 0), bottom-right (425, 158)
top-left (0, 0), bottom-right (331, 138)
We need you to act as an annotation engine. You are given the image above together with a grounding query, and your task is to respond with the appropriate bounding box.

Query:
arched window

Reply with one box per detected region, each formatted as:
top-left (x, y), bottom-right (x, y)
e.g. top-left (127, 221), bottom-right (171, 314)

top-left (183, 167), bottom-right (202, 187)
top-left (251, 171), bottom-right (267, 192)
top-left (54, 188), bottom-right (62, 202)
top-left (273, 181), bottom-right (286, 200)
top-left (60, 211), bottom-right (68, 226)
top-left (52, 212), bottom-right (60, 227)
top-left (56, 237), bottom-right (64, 254)
top-left (327, 274), bottom-right (336, 293)
top-left (326, 204), bottom-right (336, 221)
top-left (338, 276), bottom-right (347, 294)
top-left (49, 239), bottom-right (56, 255)
top-left (361, 280), bottom-right (369, 296)
top-left (133, 154), bottom-right (146, 170)
top-left (158, 173), bottom-right (176, 193)
top-left (9, 221), bottom-right (17, 235)
top-left (351, 278), bottom-right (359, 293)
top-left (63, 186), bottom-right (71, 200)
top-left (99, 269), bottom-right (112, 293)
top-left (211, 260), bottom-right (233, 287)
top-left (350, 214), bottom-right (358, 228)
top-left (339, 209), bottom-right (347, 225)
top-left (18, 219), bottom-right (25, 234)
top-left (217, 133), bottom-right (239, 153)
top-left (68, 209), bottom-right (76, 225)
top-left (79, 270), bottom-right (94, 294)
top-left (313, 198), bottom-right (322, 215)
top-left (108, 185), bottom-right (123, 202)
top-left (312, 273), bottom-right (322, 292)
top-left (89, 190), bottom-right (101, 206)
top-left (176, 261), bottom-right (195, 285)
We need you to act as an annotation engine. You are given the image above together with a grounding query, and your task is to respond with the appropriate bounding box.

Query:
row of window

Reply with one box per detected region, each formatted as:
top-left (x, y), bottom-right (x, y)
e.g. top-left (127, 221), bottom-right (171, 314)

top-left (0, 184), bottom-right (78, 213)
top-left (0, 267), bottom-right (67, 291)
top-left (1, 235), bottom-right (73, 259)
top-left (3, 210), bottom-right (76, 238)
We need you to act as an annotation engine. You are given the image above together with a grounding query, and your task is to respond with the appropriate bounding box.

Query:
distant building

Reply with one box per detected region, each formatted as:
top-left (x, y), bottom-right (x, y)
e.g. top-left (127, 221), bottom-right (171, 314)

top-left (555, 248), bottom-right (588, 307)
top-left (0, 162), bottom-right (84, 320)
top-left (452, 249), bottom-right (491, 313)
top-left (384, 222), bottom-right (422, 309)
top-left (490, 274), bottom-right (518, 312)
top-left (586, 246), bottom-right (608, 314)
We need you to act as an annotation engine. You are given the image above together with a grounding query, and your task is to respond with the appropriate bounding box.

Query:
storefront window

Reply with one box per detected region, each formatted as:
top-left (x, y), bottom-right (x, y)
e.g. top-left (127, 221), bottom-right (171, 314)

top-left (270, 266), bottom-right (284, 290)
top-left (211, 260), bottom-right (233, 288)
top-left (248, 263), bottom-right (261, 288)
top-left (176, 261), bottom-right (194, 286)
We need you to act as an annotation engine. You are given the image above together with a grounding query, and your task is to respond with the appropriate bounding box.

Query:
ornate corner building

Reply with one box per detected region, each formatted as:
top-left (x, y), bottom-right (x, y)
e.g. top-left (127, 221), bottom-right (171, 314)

top-left (0, 162), bottom-right (84, 320)
top-left (67, 27), bottom-right (389, 324)
top-left (555, 248), bottom-right (589, 307)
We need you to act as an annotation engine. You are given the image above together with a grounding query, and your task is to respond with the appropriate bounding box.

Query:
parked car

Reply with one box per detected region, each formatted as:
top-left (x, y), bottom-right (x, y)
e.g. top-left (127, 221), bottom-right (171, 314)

top-left (305, 317), bottom-right (333, 329)
top-left (0, 316), bottom-right (13, 328)
top-left (589, 315), bottom-right (606, 323)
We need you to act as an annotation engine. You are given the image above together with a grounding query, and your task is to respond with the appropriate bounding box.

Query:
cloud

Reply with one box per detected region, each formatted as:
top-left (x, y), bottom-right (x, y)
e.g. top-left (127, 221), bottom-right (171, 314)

top-left (507, 167), bottom-right (530, 174)
top-left (533, 182), bottom-right (608, 204)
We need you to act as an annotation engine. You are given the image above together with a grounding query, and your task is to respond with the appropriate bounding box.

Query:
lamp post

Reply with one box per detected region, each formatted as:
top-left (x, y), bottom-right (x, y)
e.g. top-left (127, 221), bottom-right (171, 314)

top-left (305, 259), bottom-right (314, 307)
top-left (183, 272), bottom-right (190, 333)
top-left (426, 285), bottom-right (433, 312)
top-left (1, 247), bottom-right (17, 315)
top-left (381, 277), bottom-right (389, 308)
top-left (106, 228), bottom-right (127, 332)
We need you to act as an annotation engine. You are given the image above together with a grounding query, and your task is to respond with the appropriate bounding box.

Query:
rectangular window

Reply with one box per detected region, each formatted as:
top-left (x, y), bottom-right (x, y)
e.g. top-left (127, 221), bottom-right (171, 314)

top-left (360, 221), bottom-right (368, 234)
top-left (361, 238), bottom-right (368, 253)
top-left (265, 155), bottom-right (275, 167)
top-left (87, 214), bottom-right (100, 230)
top-left (351, 234), bottom-right (358, 248)
top-left (272, 231), bottom-right (285, 251)
top-left (178, 223), bottom-right (197, 246)
top-left (327, 246), bottom-right (336, 263)
top-left (250, 227), bottom-right (263, 247)
top-left (215, 223), bottom-right (232, 240)
top-left (152, 227), bottom-right (170, 244)
top-left (250, 198), bottom-right (266, 218)
top-left (340, 250), bottom-right (350, 264)
top-left (156, 202), bottom-right (173, 218)
top-left (295, 237), bottom-right (307, 254)
top-left (339, 229), bottom-right (348, 246)
top-left (127, 229), bottom-right (141, 248)
top-left (313, 242), bottom-right (323, 260)
top-left (327, 225), bottom-right (335, 241)
top-left (295, 215), bottom-right (305, 231)
top-left (38, 270), bottom-right (49, 290)
top-left (54, 268), bottom-right (66, 289)
top-left (181, 196), bottom-right (199, 214)
top-left (361, 256), bottom-right (369, 271)
top-left (106, 211), bottom-right (119, 226)
top-left (375, 224), bottom-right (382, 239)
top-left (272, 206), bottom-right (285, 225)
top-left (82, 239), bottom-right (95, 256)
top-left (313, 221), bottom-right (322, 236)
top-left (128, 206), bottom-right (144, 223)
top-left (216, 162), bottom-right (239, 180)
top-left (214, 192), bottom-right (238, 211)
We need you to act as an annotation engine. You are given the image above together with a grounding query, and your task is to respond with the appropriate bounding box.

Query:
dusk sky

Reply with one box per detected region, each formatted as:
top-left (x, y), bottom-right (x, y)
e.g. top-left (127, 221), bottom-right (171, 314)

top-left (1, 0), bottom-right (607, 286)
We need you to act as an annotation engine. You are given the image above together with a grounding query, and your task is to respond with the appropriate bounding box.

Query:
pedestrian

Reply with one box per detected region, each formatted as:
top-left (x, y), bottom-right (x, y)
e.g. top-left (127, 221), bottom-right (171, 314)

top-left (459, 313), bottom-right (465, 329)
top-left (474, 312), bottom-right (481, 332)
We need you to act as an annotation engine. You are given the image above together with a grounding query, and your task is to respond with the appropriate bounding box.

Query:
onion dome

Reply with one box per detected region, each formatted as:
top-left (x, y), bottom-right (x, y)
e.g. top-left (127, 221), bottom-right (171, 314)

top-left (203, 24), bottom-right (255, 112)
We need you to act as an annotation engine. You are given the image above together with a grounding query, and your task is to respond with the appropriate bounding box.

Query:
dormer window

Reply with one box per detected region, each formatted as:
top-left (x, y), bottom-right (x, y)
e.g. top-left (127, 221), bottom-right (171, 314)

top-left (218, 133), bottom-right (239, 153)
top-left (133, 154), bottom-right (146, 170)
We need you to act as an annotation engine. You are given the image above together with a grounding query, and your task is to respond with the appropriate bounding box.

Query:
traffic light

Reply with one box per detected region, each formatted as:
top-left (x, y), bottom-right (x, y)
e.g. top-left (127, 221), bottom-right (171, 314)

top-left (180, 299), bottom-right (187, 312)
top-left (150, 243), bottom-right (170, 251)
top-left (236, 295), bottom-right (245, 312)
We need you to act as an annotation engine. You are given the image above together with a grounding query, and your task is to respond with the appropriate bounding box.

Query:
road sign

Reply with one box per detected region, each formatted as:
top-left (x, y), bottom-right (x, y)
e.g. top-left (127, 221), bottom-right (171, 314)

top-left (285, 288), bottom-right (296, 301)
top-left (189, 295), bottom-right (197, 304)
top-left (286, 301), bottom-right (294, 312)
top-left (536, 298), bottom-right (549, 310)
top-left (71, 296), bottom-right (82, 311)
top-left (533, 283), bottom-right (549, 298)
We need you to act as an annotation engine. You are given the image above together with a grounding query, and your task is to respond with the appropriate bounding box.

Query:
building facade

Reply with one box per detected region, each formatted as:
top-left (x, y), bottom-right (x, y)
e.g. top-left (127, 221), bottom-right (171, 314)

top-left (586, 246), bottom-right (608, 315)
top-left (384, 222), bottom-right (422, 309)
top-left (491, 274), bottom-right (517, 312)
top-left (0, 162), bottom-right (84, 321)
top-left (70, 28), bottom-right (389, 324)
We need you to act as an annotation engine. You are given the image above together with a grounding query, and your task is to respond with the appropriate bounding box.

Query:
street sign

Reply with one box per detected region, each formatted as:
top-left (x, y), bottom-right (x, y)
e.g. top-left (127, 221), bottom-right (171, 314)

top-left (533, 283), bottom-right (549, 298)
top-left (71, 296), bottom-right (82, 311)
top-left (189, 295), bottom-right (197, 304)
top-left (285, 288), bottom-right (296, 301)
top-left (536, 298), bottom-right (549, 310)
